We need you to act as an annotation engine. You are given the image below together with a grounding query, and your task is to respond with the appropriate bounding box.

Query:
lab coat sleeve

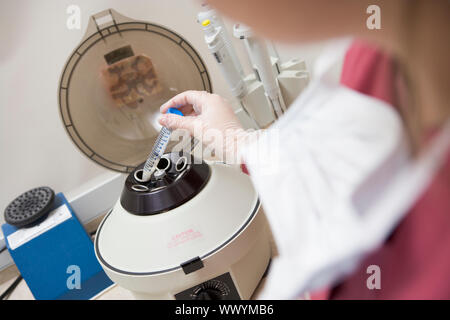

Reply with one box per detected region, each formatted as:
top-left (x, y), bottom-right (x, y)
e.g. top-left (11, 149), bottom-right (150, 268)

top-left (241, 81), bottom-right (403, 299)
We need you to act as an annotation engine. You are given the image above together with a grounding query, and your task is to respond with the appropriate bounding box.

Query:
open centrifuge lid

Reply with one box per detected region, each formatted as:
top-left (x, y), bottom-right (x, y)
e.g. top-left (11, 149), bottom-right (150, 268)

top-left (58, 9), bottom-right (211, 173)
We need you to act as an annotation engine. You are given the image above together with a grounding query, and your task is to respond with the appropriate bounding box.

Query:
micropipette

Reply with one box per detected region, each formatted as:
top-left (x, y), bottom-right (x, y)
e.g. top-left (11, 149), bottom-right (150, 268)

top-left (141, 108), bottom-right (183, 182)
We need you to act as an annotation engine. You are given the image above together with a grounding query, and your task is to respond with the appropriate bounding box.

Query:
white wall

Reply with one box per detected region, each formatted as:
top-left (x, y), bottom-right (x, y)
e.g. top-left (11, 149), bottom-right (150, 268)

top-left (0, 0), bottom-right (328, 223)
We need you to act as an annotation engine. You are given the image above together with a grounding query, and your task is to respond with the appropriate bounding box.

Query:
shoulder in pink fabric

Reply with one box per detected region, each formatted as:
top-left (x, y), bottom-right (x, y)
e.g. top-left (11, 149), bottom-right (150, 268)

top-left (340, 40), bottom-right (396, 106)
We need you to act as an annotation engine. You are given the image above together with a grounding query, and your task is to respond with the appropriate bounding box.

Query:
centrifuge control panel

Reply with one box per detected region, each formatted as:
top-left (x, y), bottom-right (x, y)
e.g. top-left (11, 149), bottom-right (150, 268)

top-left (174, 273), bottom-right (241, 300)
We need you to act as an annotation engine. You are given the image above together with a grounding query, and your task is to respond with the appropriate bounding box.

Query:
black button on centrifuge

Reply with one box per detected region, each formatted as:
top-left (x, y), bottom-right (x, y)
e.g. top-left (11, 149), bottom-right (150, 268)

top-left (181, 256), bottom-right (204, 275)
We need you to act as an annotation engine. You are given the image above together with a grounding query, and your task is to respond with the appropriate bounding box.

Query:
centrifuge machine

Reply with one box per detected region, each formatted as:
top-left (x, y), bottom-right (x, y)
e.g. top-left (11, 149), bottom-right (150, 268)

top-left (58, 9), bottom-right (272, 300)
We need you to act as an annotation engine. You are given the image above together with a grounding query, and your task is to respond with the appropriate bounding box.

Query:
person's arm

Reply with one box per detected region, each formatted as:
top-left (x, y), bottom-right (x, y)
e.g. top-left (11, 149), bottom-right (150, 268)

top-left (159, 84), bottom-right (403, 300)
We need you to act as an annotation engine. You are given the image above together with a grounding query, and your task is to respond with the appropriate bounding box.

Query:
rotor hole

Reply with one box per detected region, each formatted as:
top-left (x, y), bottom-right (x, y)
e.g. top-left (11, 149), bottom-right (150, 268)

top-left (131, 184), bottom-right (149, 192)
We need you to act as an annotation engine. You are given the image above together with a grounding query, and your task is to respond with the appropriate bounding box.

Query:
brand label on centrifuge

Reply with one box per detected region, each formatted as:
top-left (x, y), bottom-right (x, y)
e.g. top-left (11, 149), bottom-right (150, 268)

top-left (167, 227), bottom-right (203, 249)
top-left (7, 205), bottom-right (72, 250)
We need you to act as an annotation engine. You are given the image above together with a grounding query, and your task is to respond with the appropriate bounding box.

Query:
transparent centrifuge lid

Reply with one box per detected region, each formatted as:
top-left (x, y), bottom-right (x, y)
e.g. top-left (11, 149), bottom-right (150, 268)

top-left (58, 9), bottom-right (211, 173)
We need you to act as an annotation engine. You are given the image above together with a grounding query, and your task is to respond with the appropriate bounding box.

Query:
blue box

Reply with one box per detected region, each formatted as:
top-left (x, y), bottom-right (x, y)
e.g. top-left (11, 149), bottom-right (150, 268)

top-left (1, 193), bottom-right (113, 299)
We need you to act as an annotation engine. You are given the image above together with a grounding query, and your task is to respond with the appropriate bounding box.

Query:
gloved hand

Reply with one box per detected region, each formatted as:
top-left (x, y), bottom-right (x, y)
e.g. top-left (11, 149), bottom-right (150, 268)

top-left (159, 90), bottom-right (252, 163)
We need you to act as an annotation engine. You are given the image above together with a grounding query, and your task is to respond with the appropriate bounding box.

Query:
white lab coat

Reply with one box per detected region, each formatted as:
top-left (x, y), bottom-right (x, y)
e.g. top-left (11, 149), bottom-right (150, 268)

top-left (242, 40), bottom-right (450, 299)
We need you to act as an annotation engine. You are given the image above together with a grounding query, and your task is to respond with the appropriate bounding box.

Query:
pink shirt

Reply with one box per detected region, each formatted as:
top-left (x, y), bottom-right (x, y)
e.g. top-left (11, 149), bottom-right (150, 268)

top-left (328, 40), bottom-right (450, 299)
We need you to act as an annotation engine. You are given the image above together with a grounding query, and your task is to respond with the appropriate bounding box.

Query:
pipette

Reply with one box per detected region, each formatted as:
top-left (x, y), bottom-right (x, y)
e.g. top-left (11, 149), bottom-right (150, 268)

top-left (141, 108), bottom-right (183, 182)
top-left (234, 24), bottom-right (286, 118)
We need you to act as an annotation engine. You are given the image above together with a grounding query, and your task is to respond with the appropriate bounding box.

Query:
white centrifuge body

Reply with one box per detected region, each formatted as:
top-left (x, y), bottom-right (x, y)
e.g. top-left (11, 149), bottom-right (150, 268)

top-left (95, 162), bottom-right (272, 299)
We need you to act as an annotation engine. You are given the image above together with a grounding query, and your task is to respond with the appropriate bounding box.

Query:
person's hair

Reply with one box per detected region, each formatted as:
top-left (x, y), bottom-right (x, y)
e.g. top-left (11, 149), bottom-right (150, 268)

top-left (394, 0), bottom-right (450, 154)
top-left (392, 61), bottom-right (422, 154)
